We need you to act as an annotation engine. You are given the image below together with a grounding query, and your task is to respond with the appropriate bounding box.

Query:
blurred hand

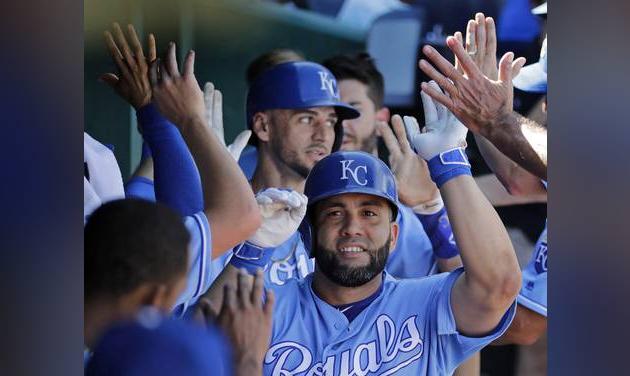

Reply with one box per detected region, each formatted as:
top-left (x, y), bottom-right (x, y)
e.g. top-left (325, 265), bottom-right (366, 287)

top-left (101, 23), bottom-right (155, 110)
top-left (204, 82), bottom-right (251, 161)
top-left (149, 42), bottom-right (206, 129)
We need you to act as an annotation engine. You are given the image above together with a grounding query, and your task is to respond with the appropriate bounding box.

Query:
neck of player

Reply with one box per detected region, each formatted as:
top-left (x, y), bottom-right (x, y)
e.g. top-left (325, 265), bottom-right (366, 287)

top-left (251, 151), bottom-right (306, 193)
top-left (311, 269), bottom-right (383, 306)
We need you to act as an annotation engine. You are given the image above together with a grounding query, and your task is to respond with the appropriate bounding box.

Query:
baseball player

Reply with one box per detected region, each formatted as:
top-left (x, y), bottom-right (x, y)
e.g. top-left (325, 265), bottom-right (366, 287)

top-left (98, 25), bottom-right (262, 315)
top-left (203, 80), bottom-right (521, 374)
top-left (323, 53), bottom-right (463, 277)
top-left (451, 13), bottom-right (548, 345)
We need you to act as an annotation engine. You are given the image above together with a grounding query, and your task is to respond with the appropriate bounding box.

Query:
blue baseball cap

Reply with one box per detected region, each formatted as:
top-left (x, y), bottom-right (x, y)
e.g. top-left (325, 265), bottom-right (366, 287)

top-left (513, 37), bottom-right (547, 94)
top-left (85, 309), bottom-right (232, 376)
top-left (246, 61), bottom-right (360, 151)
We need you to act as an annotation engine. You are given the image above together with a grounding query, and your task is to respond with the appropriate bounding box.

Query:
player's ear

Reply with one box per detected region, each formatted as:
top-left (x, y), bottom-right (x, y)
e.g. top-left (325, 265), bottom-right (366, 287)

top-left (375, 106), bottom-right (390, 123)
top-left (252, 112), bottom-right (271, 143)
top-left (388, 221), bottom-right (399, 251)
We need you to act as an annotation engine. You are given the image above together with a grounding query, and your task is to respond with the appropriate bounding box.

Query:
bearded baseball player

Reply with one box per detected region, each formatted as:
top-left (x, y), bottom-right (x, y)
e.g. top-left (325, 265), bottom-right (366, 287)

top-left (204, 81), bottom-right (521, 374)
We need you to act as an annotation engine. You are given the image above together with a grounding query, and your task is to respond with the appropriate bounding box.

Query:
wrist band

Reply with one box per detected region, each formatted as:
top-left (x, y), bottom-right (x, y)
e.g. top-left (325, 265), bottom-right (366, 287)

top-left (229, 241), bottom-right (274, 274)
top-left (417, 207), bottom-right (459, 259)
top-left (427, 147), bottom-right (472, 188)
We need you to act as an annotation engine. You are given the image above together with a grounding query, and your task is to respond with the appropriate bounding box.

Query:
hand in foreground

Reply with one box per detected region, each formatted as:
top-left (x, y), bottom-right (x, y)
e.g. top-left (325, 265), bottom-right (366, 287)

top-left (204, 82), bottom-right (252, 161)
top-left (149, 42), bottom-right (205, 128)
top-left (377, 116), bottom-right (439, 208)
top-left (101, 23), bottom-right (155, 110)
top-left (195, 269), bottom-right (274, 376)
top-left (249, 188), bottom-right (308, 248)
top-left (404, 81), bottom-right (468, 161)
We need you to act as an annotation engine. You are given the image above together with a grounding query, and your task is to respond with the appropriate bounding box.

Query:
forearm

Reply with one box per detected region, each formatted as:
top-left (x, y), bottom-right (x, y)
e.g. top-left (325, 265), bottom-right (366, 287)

top-left (139, 103), bottom-right (204, 216)
top-left (475, 174), bottom-right (547, 206)
top-left (178, 116), bottom-right (261, 253)
top-left (441, 175), bottom-right (521, 303)
top-left (482, 111), bottom-right (547, 181)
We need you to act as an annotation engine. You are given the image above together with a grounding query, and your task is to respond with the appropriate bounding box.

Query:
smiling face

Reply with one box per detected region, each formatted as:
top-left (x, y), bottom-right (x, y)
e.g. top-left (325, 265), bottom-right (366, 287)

top-left (311, 193), bottom-right (399, 287)
top-left (257, 106), bottom-right (338, 178)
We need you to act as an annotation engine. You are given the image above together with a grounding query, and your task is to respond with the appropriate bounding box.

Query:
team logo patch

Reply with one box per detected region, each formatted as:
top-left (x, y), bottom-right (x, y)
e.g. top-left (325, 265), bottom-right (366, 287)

top-left (534, 242), bottom-right (547, 274)
top-left (340, 160), bottom-right (368, 186)
top-left (318, 71), bottom-right (339, 98)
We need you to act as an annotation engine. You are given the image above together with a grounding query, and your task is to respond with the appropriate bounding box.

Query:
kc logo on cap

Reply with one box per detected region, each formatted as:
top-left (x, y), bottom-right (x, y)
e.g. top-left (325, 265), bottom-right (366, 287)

top-left (340, 159), bottom-right (368, 186)
top-left (318, 71), bottom-right (339, 98)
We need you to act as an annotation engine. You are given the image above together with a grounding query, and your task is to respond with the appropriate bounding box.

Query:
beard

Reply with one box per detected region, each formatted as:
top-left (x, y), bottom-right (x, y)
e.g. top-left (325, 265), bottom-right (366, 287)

top-left (269, 138), bottom-right (312, 179)
top-left (342, 130), bottom-right (378, 154)
top-left (313, 233), bottom-right (391, 287)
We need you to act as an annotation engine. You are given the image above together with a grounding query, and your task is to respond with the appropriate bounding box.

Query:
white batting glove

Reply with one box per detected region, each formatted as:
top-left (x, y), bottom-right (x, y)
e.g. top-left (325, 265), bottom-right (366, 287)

top-left (248, 188), bottom-right (308, 248)
top-left (404, 81), bottom-right (468, 160)
top-left (204, 82), bottom-right (251, 161)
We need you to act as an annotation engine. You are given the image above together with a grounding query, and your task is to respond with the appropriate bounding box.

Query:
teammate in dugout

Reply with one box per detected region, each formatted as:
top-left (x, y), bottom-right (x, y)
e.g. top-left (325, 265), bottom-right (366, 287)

top-left (200, 76), bottom-right (522, 374)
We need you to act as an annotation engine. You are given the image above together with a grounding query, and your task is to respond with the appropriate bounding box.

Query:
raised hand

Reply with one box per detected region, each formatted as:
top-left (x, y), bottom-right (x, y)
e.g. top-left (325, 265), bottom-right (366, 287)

top-left (404, 81), bottom-right (468, 161)
top-left (455, 13), bottom-right (499, 80)
top-left (249, 188), bottom-right (308, 248)
top-left (418, 23), bottom-right (525, 136)
top-left (204, 82), bottom-right (252, 161)
top-left (377, 116), bottom-right (439, 208)
top-left (149, 42), bottom-right (206, 129)
top-left (101, 23), bottom-right (155, 110)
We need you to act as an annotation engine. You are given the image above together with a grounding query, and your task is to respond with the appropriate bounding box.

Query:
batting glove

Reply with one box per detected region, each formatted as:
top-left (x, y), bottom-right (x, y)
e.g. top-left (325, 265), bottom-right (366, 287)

top-left (248, 188), bottom-right (308, 248)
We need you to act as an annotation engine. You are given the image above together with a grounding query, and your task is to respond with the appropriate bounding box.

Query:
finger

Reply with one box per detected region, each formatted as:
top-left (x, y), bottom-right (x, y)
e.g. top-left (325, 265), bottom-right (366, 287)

top-left (465, 20), bottom-right (477, 55)
top-left (147, 34), bottom-right (157, 63)
top-left (250, 269), bottom-right (264, 306)
top-left (454, 31), bottom-right (464, 75)
top-left (391, 115), bottom-right (413, 153)
top-left (428, 81), bottom-right (448, 120)
top-left (204, 82), bottom-right (215, 128)
top-left (159, 59), bottom-right (171, 82)
top-left (104, 31), bottom-right (132, 80)
top-left (377, 120), bottom-right (402, 158)
top-left (511, 57), bottom-right (527, 79)
top-left (183, 49), bottom-right (195, 77)
top-left (221, 283), bottom-right (236, 316)
top-left (149, 58), bottom-right (159, 86)
top-left (213, 89), bottom-right (224, 140)
top-left (402, 114), bottom-right (420, 140)
top-left (99, 73), bottom-right (119, 87)
top-left (263, 289), bottom-right (275, 317)
top-left (498, 52), bottom-right (515, 83)
top-left (421, 45), bottom-right (463, 85)
top-left (445, 36), bottom-right (482, 79)
top-left (126, 24), bottom-right (145, 61)
top-left (485, 17), bottom-right (497, 60)
top-left (475, 13), bottom-right (486, 58)
top-left (237, 268), bottom-right (252, 308)
top-left (420, 86), bottom-right (438, 124)
top-left (112, 23), bottom-right (137, 71)
top-left (229, 130), bottom-right (252, 160)
top-left (420, 81), bottom-right (455, 112)
top-left (164, 42), bottom-right (180, 77)
top-left (418, 59), bottom-right (458, 97)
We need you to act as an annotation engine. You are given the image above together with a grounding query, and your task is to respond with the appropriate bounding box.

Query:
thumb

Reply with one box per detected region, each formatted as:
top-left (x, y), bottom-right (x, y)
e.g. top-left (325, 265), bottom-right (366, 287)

top-left (228, 130), bottom-right (252, 160)
top-left (99, 73), bottom-right (119, 88)
top-left (498, 52), bottom-right (514, 83)
top-left (510, 57), bottom-right (527, 80)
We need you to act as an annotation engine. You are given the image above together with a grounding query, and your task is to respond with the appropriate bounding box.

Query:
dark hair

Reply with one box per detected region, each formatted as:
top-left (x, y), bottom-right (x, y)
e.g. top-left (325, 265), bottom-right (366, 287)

top-left (246, 49), bottom-right (306, 87)
top-left (85, 199), bottom-right (190, 301)
top-left (322, 52), bottom-right (385, 108)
